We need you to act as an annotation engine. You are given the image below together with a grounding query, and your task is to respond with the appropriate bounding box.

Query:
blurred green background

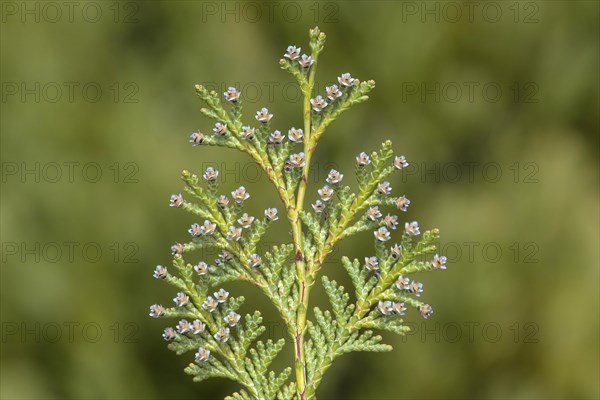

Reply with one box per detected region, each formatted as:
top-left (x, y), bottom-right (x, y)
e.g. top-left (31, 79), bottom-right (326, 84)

top-left (1, 1), bottom-right (598, 399)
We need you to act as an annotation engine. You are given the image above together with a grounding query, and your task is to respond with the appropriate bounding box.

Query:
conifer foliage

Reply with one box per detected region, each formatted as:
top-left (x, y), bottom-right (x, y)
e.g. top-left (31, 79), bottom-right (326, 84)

top-left (150, 27), bottom-right (447, 400)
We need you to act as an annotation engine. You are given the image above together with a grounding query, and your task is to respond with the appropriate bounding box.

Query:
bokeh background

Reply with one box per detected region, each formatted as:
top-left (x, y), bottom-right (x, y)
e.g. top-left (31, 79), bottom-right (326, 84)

top-left (1, 1), bottom-right (598, 399)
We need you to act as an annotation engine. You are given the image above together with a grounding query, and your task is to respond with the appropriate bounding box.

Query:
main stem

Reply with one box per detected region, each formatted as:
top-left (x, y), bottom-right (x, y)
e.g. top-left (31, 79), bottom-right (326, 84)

top-left (293, 63), bottom-right (318, 400)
